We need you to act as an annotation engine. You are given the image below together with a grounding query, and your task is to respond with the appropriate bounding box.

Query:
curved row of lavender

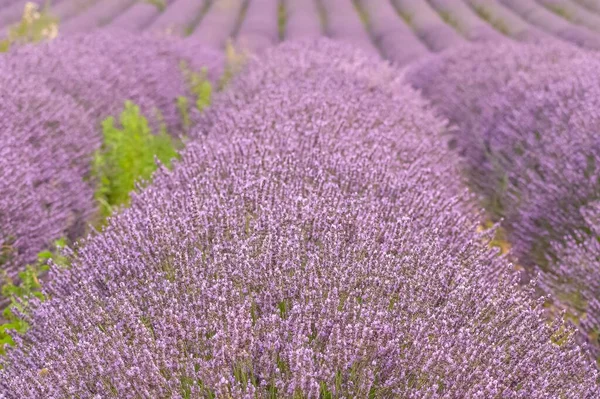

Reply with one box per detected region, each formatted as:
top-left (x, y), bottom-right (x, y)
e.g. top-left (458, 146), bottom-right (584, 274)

top-left (146, 0), bottom-right (207, 37)
top-left (4, 29), bottom-right (223, 131)
top-left (499, 0), bottom-right (600, 49)
top-left (107, 0), bottom-right (173, 32)
top-left (391, 0), bottom-right (466, 52)
top-left (0, 72), bottom-right (95, 281)
top-left (405, 41), bottom-right (600, 353)
top-left (186, 0), bottom-right (245, 49)
top-left (235, 0), bottom-right (279, 54)
top-left (320, 0), bottom-right (379, 56)
top-left (537, 0), bottom-right (600, 33)
top-left (283, 0), bottom-right (321, 40)
top-left (0, 30), bottom-right (223, 279)
top-left (359, 0), bottom-right (430, 66)
top-left (427, 0), bottom-right (504, 42)
top-left (1, 39), bottom-right (597, 397)
top-left (463, 0), bottom-right (551, 42)
top-left (60, 0), bottom-right (137, 34)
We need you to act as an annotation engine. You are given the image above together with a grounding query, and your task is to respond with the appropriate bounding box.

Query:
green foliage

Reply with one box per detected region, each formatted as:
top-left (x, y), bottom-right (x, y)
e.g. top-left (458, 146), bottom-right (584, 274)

top-left (180, 62), bottom-right (213, 111)
top-left (277, 1), bottom-right (286, 40)
top-left (0, 1), bottom-right (58, 53)
top-left (546, 4), bottom-right (573, 21)
top-left (218, 41), bottom-right (248, 90)
top-left (438, 11), bottom-right (460, 31)
top-left (145, 0), bottom-right (166, 11)
top-left (472, 5), bottom-right (510, 35)
top-left (0, 238), bottom-right (69, 356)
top-left (93, 101), bottom-right (181, 220)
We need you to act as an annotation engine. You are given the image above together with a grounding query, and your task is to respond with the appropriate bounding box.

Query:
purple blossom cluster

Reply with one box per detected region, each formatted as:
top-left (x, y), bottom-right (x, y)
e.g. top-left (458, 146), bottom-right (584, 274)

top-left (547, 202), bottom-right (600, 355)
top-left (0, 73), bottom-right (96, 279)
top-left (406, 40), bottom-right (600, 355)
top-left (3, 29), bottom-right (223, 132)
top-left (0, 31), bottom-right (222, 279)
top-left (1, 39), bottom-right (596, 397)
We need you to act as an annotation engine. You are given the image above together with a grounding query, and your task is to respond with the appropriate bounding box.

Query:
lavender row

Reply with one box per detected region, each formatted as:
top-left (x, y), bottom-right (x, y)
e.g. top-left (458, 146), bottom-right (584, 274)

top-left (146, 0), bottom-right (207, 37)
top-left (391, 0), bottom-right (466, 52)
top-left (428, 0), bottom-right (505, 42)
top-left (0, 31), bottom-right (223, 278)
top-left (537, 0), bottom-right (600, 33)
top-left (1, 39), bottom-right (597, 397)
top-left (107, 0), bottom-right (173, 32)
top-left (320, 0), bottom-right (379, 56)
top-left (59, 0), bottom-right (136, 34)
top-left (463, 0), bottom-right (551, 42)
top-left (574, 0), bottom-right (600, 12)
top-left (235, 0), bottom-right (279, 53)
top-left (499, 0), bottom-right (600, 49)
top-left (186, 0), bottom-right (245, 49)
top-left (405, 41), bottom-right (600, 354)
top-left (283, 0), bottom-right (322, 40)
top-left (359, 0), bottom-right (430, 66)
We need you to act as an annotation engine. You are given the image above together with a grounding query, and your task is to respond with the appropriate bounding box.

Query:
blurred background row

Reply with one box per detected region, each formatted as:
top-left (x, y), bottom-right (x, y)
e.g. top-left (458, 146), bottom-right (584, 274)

top-left (2, 0), bottom-right (600, 64)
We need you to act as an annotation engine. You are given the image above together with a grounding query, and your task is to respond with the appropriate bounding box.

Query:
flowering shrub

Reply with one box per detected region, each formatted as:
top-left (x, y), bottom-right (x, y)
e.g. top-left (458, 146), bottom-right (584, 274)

top-left (0, 74), bottom-right (96, 280)
top-left (406, 40), bottom-right (600, 359)
top-left (2, 30), bottom-right (223, 133)
top-left (0, 40), bottom-right (596, 398)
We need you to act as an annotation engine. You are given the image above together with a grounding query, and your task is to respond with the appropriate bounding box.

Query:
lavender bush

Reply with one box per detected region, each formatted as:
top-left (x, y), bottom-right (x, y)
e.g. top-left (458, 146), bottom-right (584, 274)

top-left (404, 40), bottom-right (583, 165)
top-left (0, 40), bottom-right (596, 398)
top-left (473, 56), bottom-right (600, 267)
top-left (546, 202), bottom-right (600, 355)
top-left (3, 30), bottom-right (223, 132)
top-left (0, 31), bottom-right (222, 279)
top-left (407, 40), bottom-right (600, 358)
top-left (0, 74), bottom-right (96, 279)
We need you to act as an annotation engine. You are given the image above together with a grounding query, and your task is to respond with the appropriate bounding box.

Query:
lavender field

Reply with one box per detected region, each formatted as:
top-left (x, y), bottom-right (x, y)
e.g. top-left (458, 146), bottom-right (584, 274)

top-left (1, 0), bottom-right (600, 397)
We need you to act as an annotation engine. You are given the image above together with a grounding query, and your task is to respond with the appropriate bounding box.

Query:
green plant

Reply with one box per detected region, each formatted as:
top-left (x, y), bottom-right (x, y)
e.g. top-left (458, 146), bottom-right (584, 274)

top-left (218, 40), bottom-right (248, 90)
top-left (145, 0), bottom-right (166, 11)
top-left (93, 101), bottom-right (181, 220)
top-left (546, 4), bottom-right (573, 21)
top-left (0, 1), bottom-right (58, 53)
top-left (180, 63), bottom-right (213, 111)
top-left (0, 238), bottom-right (68, 356)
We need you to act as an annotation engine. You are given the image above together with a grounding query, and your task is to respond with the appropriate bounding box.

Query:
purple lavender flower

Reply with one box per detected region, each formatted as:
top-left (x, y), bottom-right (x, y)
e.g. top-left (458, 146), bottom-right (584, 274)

top-left (0, 31), bottom-right (222, 279)
top-left (1, 40), bottom-right (596, 398)
top-left (0, 74), bottom-right (96, 279)
top-left (5, 29), bottom-right (223, 132)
